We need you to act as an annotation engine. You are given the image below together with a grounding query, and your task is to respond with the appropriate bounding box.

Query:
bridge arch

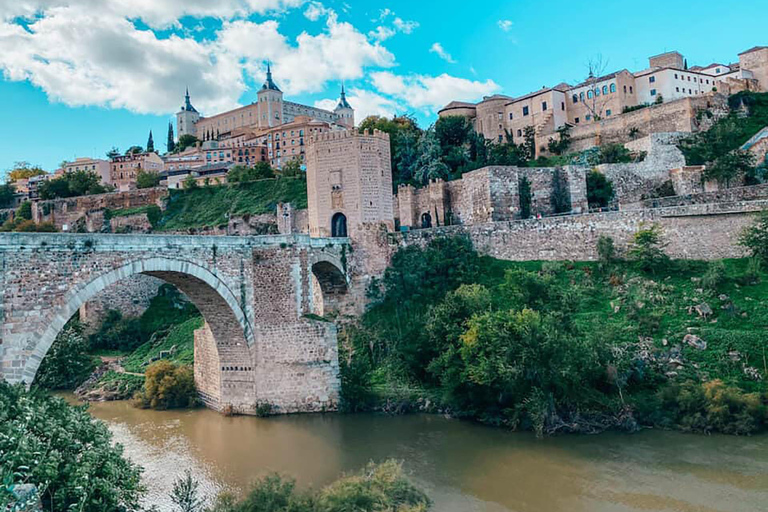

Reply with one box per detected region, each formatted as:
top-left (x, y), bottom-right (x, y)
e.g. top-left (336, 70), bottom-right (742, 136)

top-left (22, 257), bottom-right (255, 409)
top-left (309, 252), bottom-right (348, 317)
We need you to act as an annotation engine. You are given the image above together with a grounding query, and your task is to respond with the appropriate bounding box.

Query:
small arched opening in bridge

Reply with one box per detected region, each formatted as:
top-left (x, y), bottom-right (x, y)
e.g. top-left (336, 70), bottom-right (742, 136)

top-left (421, 212), bottom-right (432, 229)
top-left (23, 258), bottom-right (255, 412)
top-left (310, 258), bottom-right (348, 317)
top-left (331, 213), bottom-right (347, 238)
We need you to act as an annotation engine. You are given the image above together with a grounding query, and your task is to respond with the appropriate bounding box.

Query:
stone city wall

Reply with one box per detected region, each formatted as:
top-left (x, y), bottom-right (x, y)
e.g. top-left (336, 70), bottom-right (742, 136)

top-left (32, 187), bottom-right (167, 231)
top-left (391, 201), bottom-right (765, 263)
top-left (568, 94), bottom-right (727, 152)
top-left (79, 274), bottom-right (164, 325)
top-left (641, 183), bottom-right (768, 209)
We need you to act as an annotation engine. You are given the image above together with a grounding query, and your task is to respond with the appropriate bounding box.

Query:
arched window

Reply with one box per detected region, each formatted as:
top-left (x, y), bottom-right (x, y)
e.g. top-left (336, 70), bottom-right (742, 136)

top-left (579, 92), bottom-right (585, 101)
top-left (587, 90), bottom-right (593, 99)
top-left (595, 88), bottom-right (601, 96)
top-left (331, 213), bottom-right (347, 237)
top-left (572, 94), bottom-right (578, 103)
top-left (610, 83), bottom-right (617, 93)
top-left (602, 85), bottom-right (608, 95)
top-left (421, 212), bottom-right (432, 229)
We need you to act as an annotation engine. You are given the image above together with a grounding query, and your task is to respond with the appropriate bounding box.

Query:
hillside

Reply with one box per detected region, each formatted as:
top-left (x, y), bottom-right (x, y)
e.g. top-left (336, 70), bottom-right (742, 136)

top-left (157, 178), bottom-right (308, 231)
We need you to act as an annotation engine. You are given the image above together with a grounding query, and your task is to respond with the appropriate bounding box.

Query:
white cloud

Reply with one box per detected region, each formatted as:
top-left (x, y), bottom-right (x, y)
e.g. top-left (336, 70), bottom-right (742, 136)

top-left (303, 1), bottom-right (334, 22)
top-left (315, 88), bottom-right (399, 120)
top-left (430, 42), bottom-right (456, 64)
top-left (371, 71), bottom-right (499, 111)
top-left (368, 25), bottom-right (396, 42)
top-left (368, 10), bottom-right (418, 41)
top-left (0, 3), bottom-right (396, 114)
top-left (498, 19), bottom-right (513, 32)
top-left (393, 17), bottom-right (418, 34)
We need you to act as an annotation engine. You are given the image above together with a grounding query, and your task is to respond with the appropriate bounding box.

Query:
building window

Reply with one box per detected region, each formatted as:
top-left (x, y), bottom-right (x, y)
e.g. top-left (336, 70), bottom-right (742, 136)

top-left (509, 112), bottom-right (514, 120)
top-left (675, 73), bottom-right (678, 79)
top-left (523, 106), bottom-right (529, 116)
top-left (574, 117), bottom-right (580, 124)
top-left (606, 109), bottom-right (612, 116)
top-left (587, 90), bottom-right (593, 99)
top-left (579, 92), bottom-right (585, 101)
top-left (688, 76), bottom-right (691, 81)
top-left (649, 76), bottom-right (656, 83)
top-left (689, 89), bottom-right (692, 94)
top-left (630, 86), bottom-right (633, 93)
top-left (572, 94), bottom-right (578, 103)
top-left (595, 88), bottom-right (600, 96)
top-left (542, 101), bottom-right (547, 111)
top-left (602, 85), bottom-right (608, 95)
top-left (610, 83), bottom-right (616, 93)
top-left (585, 114), bottom-right (591, 121)
top-left (498, 134), bottom-right (503, 143)
top-left (716, 68), bottom-right (721, 73)
top-left (651, 89), bottom-right (657, 96)
top-left (676, 87), bottom-right (680, 92)
top-left (517, 129), bottom-right (522, 137)
top-left (561, 102), bottom-right (565, 111)
top-left (623, 85), bottom-right (627, 93)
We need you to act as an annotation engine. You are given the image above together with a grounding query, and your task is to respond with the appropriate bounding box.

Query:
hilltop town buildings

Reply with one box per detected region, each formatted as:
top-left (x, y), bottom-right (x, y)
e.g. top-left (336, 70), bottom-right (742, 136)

top-left (440, 46), bottom-right (768, 154)
top-left (109, 152), bottom-right (164, 192)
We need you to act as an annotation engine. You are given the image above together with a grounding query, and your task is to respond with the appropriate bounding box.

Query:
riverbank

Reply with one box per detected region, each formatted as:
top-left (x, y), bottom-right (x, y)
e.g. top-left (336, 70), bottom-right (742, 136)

top-left (69, 395), bottom-right (768, 512)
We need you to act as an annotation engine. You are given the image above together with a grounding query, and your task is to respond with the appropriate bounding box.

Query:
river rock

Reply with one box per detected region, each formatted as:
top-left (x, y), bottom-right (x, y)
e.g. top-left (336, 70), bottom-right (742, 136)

top-left (683, 334), bottom-right (707, 350)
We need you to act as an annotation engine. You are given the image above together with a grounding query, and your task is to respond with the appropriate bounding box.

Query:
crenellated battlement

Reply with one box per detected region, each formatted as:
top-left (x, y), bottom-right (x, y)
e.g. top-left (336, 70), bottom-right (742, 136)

top-left (309, 128), bottom-right (390, 145)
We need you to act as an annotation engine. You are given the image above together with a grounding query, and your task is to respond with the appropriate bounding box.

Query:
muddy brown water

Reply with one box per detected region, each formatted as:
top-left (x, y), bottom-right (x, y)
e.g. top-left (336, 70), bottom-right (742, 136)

top-left (63, 396), bottom-right (768, 511)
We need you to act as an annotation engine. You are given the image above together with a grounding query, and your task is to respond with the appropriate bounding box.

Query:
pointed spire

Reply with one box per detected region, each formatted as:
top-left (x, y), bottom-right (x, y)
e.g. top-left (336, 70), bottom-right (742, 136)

top-left (183, 87), bottom-right (198, 113)
top-left (336, 82), bottom-right (352, 110)
top-left (261, 61), bottom-right (282, 92)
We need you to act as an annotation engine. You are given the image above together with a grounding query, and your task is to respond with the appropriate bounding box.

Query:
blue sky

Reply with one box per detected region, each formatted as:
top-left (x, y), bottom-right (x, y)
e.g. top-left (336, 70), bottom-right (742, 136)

top-left (0, 0), bottom-right (766, 175)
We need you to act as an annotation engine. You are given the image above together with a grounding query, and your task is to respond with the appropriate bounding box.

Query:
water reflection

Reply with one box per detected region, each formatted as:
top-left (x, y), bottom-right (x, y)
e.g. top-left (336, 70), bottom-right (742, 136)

top-left (70, 397), bottom-right (768, 512)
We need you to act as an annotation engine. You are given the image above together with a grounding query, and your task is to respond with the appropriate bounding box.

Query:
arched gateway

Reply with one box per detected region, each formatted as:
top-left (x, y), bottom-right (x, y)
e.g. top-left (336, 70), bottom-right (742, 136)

top-left (0, 233), bottom-right (351, 415)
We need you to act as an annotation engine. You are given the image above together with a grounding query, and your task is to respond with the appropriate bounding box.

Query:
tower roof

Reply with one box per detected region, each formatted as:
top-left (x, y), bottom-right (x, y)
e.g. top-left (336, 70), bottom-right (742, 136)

top-left (261, 63), bottom-right (282, 92)
top-left (182, 87), bottom-right (198, 113)
top-left (336, 83), bottom-right (352, 110)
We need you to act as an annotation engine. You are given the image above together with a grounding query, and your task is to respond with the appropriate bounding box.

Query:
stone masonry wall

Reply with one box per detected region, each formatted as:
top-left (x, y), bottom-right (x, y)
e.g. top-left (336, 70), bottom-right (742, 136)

top-left (79, 274), bottom-right (164, 325)
top-left (641, 183), bottom-right (768, 208)
top-left (194, 322), bottom-right (221, 408)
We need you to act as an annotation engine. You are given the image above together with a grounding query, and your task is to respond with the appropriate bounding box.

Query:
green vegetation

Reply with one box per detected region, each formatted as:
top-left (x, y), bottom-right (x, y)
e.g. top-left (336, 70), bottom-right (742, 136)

top-left (107, 204), bottom-right (162, 229)
top-left (136, 170), bottom-right (161, 189)
top-left (133, 360), bottom-right (197, 410)
top-left (33, 323), bottom-right (98, 390)
top-left (739, 211), bottom-right (768, 263)
top-left (6, 161), bottom-right (46, 182)
top-left (39, 170), bottom-right (112, 200)
top-left (0, 383), bottom-right (143, 511)
top-left (203, 460), bottom-right (430, 512)
top-left (122, 316), bottom-right (203, 373)
top-left (0, 182), bottom-right (14, 208)
top-left (228, 162), bottom-right (275, 183)
top-left (158, 178), bottom-right (307, 231)
top-left (342, 233), bottom-right (768, 435)
top-left (175, 134), bottom-right (199, 153)
top-left (586, 170), bottom-right (615, 208)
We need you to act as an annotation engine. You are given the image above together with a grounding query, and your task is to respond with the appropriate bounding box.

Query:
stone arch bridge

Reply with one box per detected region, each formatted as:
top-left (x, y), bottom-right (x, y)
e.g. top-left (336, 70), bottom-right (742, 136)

top-left (0, 233), bottom-right (352, 415)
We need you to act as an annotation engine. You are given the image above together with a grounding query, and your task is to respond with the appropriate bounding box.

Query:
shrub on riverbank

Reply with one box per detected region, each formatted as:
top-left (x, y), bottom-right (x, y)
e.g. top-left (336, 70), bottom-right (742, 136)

top-left (0, 383), bottom-right (143, 512)
top-left (201, 460), bottom-right (430, 512)
top-left (341, 235), bottom-right (768, 435)
top-left (34, 324), bottom-right (98, 390)
top-left (133, 360), bottom-right (197, 410)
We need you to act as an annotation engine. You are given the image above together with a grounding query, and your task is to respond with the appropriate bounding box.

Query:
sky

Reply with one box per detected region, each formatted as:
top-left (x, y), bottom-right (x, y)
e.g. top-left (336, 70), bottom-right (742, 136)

top-left (0, 0), bottom-right (766, 174)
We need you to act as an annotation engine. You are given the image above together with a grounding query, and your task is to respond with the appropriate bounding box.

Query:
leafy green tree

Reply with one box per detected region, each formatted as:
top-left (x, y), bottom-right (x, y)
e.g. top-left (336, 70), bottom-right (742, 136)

top-left (359, 114), bottom-right (423, 186)
top-left (547, 125), bottom-right (572, 155)
top-left (413, 128), bottom-right (450, 184)
top-left (435, 115), bottom-right (472, 149)
top-left (280, 158), bottom-right (303, 179)
top-left (133, 360), bottom-right (197, 410)
top-left (518, 176), bottom-right (532, 219)
top-left (106, 147), bottom-right (120, 159)
top-left (739, 210), bottom-right (768, 263)
top-left (33, 324), bottom-right (97, 390)
top-left (228, 163), bottom-right (275, 183)
top-left (176, 134), bottom-right (198, 153)
top-left (182, 175), bottom-right (199, 190)
top-left (136, 170), bottom-right (161, 189)
top-left (598, 143), bottom-right (633, 164)
top-left (628, 223), bottom-right (669, 273)
top-left (39, 170), bottom-right (111, 199)
top-left (16, 201), bottom-right (32, 220)
top-left (521, 126), bottom-right (536, 161)
top-left (125, 146), bottom-right (144, 155)
top-left (586, 170), bottom-right (614, 208)
top-left (704, 150), bottom-right (755, 187)
top-left (6, 162), bottom-right (46, 182)
top-left (88, 309), bottom-right (143, 352)
top-left (0, 182), bottom-right (14, 208)
top-left (0, 383), bottom-right (144, 511)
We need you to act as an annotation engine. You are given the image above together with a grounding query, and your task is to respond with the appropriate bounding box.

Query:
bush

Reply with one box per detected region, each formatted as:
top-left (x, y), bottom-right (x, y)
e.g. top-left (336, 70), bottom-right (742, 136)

top-left (701, 261), bottom-right (727, 293)
top-left (627, 224), bottom-right (669, 273)
top-left (518, 176), bottom-right (532, 219)
top-left (207, 460), bottom-right (430, 512)
top-left (739, 211), bottom-right (768, 263)
top-left (136, 170), bottom-right (161, 189)
top-left (598, 143), bottom-right (633, 164)
top-left (586, 170), bottom-right (614, 208)
top-left (228, 163), bottom-right (275, 183)
top-left (88, 309), bottom-right (143, 352)
top-left (597, 236), bottom-right (616, 269)
top-left (16, 201), bottom-right (32, 220)
top-left (33, 324), bottom-right (97, 390)
top-left (0, 383), bottom-right (144, 511)
top-left (133, 360), bottom-right (197, 410)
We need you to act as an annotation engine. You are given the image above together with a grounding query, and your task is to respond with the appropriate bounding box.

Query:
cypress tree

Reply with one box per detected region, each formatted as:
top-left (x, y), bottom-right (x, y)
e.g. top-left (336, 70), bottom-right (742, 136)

top-left (167, 122), bottom-right (175, 153)
top-left (147, 130), bottom-right (155, 153)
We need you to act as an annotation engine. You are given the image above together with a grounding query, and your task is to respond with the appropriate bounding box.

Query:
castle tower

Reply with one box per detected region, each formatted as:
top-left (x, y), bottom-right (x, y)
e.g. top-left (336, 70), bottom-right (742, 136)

top-left (176, 88), bottom-right (200, 139)
top-left (334, 84), bottom-right (355, 129)
top-left (305, 130), bottom-right (394, 239)
top-left (257, 63), bottom-right (284, 128)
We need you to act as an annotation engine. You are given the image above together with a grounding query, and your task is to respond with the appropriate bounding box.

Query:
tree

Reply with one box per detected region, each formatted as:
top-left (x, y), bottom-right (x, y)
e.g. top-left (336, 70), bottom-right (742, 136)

top-left (146, 131), bottom-right (155, 153)
top-left (16, 201), bottom-right (32, 220)
top-left (0, 383), bottom-right (144, 512)
top-left (739, 211), bottom-right (768, 264)
top-left (182, 175), bottom-right (198, 190)
top-left (521, 126), bottom-right (536, 161)
top-left (598, 143), bottom-right (633, 164)
top-left (414, 128), bottom-right (450, 184)
top-left (586, 170), bottom-right (614, 208)
top-left (106, 147), bottom-right (120, 159)
top-left (33, 324), bottom-right (97, 390)
top-left (39, 170), bottom-right (111, 199)
top-left (359, 114), bottom-right (423, 186)
top-left (7, 162), bottom-right (46, 182)
top-left (704, 150), bottom-right (756, 187)
top-left (550, 168), bottom-right (571, 214)
top-left (125, 146), bottom-right (144, 155)
top-left (0, 183), bottom-right (14, 208)
top-left (176, 134), bottom-right (198, 153)
top-left (519, 176), bottom-right (532, 219)
top-left (581, 55), bottom-right (612, 121)
top-left (167, 122), bottom-right (176, 153)
top-left (228, 162), bottom-right (275, 183)
top-left (280, 158), bottom-right (303, 178)
top-left (136, 170), bottom-right (161, 189)
top-left (547, 125), bottom-right (572, 155)
top-left (133, 361), bottom-right (196, 410)
top-left (171, 471), bottom-right (205, 512)
top-left (628, 223), bottom-right (669, 273)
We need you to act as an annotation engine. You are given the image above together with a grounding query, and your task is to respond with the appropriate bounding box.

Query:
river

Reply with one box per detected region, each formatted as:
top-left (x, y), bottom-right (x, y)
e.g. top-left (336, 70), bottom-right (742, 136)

top-left (67, 397), bottom-right (768, 512)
